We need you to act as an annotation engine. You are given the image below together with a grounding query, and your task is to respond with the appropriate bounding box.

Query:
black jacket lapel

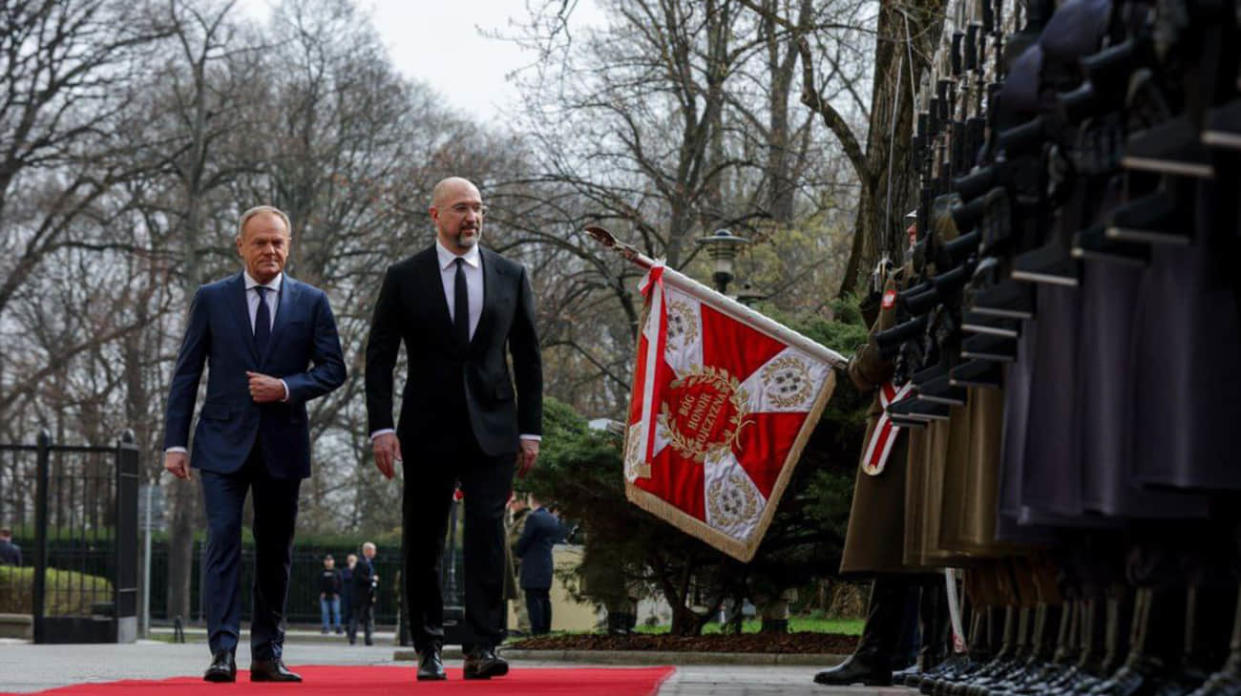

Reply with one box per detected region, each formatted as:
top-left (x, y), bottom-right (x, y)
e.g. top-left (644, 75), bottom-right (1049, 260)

top-left (472, 248), bottom-right (501, 353)
top-left (418, 247), bottom-right (455, 340)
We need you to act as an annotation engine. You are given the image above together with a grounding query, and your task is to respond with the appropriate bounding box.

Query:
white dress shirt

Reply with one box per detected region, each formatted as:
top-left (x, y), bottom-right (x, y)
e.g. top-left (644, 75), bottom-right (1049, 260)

top-left (370, 241), bottom-right (539, 444)
top-left (243, 270), bottom-right (281, 333)
top-left (436, 239), bottom-right (483, 340)
top-left (242, 271), bottom-right (289, 402)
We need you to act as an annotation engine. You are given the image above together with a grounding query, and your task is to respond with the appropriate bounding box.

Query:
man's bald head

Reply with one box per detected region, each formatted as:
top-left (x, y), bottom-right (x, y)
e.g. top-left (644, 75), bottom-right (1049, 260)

top-left (429, 177), bottom-right (485, 253)
top-left (431, 177), bottom-right (479, 207)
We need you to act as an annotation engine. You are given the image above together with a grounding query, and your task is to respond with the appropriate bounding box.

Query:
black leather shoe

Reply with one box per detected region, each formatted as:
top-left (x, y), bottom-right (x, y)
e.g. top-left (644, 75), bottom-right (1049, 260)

top-left (464, 648), bottom-right (509, 680)
top-left (203, 651), bottom-right (236, 683)
top-left (417, 647), bottom-right (447, 681)
top-left (249, 658), bottom-right (302, 682)
top-left (814, 653), bottom-right (894, 686)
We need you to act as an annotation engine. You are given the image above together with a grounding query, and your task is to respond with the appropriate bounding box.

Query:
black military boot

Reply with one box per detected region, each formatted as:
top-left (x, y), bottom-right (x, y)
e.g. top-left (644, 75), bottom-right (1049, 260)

top-left (955, 606), bottom-right (1029, 696)
top-left (923, 606), bottom-right (995, 693)
top-left (1048, 599), bottom-right (1094, 695)
top-left (939, 606), bottom-right (1016, 696)
top-left (1163, 585), bottom-right (1236, 696)
top-left (1027, 600), bottom-right (1082, 694)
top-left (992, 603), bottom-right (1063, 696)
top-left (814, 577), bottom-right (911, 686)
top-left (903, 582), bottom-right (956, 686)
top-left (1089, 586), bottom-right (1185, 696)
top-left (1189, 585), bottom-right (1241, 696)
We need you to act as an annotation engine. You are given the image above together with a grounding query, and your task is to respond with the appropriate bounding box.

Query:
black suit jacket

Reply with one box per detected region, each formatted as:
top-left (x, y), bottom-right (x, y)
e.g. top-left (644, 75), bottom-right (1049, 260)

top-left (354, 556), bottom-right (375, 606)
top-left (365, 245), bottom-right (542, 456)
top-left (514, 507), bottom-right (563, 590)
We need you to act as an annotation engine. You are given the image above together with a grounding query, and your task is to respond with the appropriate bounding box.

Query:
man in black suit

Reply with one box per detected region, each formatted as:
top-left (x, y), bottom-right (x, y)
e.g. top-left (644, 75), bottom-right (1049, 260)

top-left (514, 494), bottom-right (563, 635)
top-left (0, 528), bottom-right (21, 566)
top-left (365, 177), bottom-right (542, 682)
top-left (348, 542), bottom-right (377, 646)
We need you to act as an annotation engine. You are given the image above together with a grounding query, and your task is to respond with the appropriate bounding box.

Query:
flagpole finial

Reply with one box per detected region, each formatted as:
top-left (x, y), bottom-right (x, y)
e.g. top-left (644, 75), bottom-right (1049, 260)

top-left (584, 225), bottom-right (656, 270)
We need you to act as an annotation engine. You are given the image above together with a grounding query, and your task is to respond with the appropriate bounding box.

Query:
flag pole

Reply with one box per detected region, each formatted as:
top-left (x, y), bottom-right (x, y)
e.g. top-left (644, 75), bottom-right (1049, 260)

top-left (585, 226), bottom-right (849, 369)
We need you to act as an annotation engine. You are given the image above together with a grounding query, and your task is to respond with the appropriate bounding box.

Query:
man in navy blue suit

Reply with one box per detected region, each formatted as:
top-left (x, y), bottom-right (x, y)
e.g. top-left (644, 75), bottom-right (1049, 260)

top-left (513, 493), bottom-right (564, 635)
top-left (163, 206), bottom-right (346, 684)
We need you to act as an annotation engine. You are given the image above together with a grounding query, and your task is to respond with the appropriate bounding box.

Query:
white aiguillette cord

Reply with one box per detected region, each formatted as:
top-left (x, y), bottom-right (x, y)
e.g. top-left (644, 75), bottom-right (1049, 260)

top-left (945, 568), bottom-right (967, 653)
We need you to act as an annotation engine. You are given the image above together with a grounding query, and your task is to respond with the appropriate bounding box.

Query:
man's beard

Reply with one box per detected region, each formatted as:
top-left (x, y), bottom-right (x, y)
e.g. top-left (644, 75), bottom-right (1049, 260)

top-left (454, 225), bottom-right (481, 248)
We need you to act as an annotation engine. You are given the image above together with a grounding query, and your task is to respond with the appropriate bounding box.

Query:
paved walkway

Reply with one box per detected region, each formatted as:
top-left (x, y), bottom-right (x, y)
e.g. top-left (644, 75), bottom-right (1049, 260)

top-left (0, 638), bottom-right (905, 695)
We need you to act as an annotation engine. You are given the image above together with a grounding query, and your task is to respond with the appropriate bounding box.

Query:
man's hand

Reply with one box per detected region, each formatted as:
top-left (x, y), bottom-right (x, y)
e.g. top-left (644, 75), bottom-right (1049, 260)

top-left (247, 371), bottom-right (285, 403)
top-left (372, 432), bottom-right (402, 480)
top-left (517, 439), bottom-right (539, 478)
top-left (164, 451), bottom-right (191, 480)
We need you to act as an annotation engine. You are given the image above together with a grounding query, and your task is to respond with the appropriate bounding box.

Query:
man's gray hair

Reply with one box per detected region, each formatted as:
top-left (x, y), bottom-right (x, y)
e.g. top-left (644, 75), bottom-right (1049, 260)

top-left (362, 541), bottom-right (376, 552)
top-left (237, 205), bottom-right (292, 239)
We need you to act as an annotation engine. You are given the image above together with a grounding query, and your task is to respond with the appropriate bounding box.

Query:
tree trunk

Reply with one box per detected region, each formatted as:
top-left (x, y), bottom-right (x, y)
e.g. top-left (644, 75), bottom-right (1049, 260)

top-left (837, 0), bottom-right (948, 297)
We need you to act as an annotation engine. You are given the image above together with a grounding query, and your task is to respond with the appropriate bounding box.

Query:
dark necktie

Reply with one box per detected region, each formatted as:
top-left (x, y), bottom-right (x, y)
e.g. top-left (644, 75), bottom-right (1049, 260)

top-left (254, 286), bottom-right (271, 355)
top-left (454, 257), bottom-right (469, 346)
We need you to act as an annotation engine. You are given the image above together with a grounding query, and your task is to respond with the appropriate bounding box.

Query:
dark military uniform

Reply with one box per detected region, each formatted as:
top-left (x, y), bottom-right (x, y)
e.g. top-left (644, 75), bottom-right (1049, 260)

top-left (840, 271), bottom-right (924, 575)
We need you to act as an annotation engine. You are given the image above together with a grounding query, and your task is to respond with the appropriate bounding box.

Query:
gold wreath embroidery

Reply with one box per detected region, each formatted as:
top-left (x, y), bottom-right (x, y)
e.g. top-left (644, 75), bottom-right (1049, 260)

top-left (665, 299), bottom-right (699, 355)
top-left (657, 365), bottom-right (750, 463)
top-left (707, 470), bottom-right (760, 532)
top-left (760, 355), bottom-right (813, 409)
top-left (624, 424), bottom-right (650, 480)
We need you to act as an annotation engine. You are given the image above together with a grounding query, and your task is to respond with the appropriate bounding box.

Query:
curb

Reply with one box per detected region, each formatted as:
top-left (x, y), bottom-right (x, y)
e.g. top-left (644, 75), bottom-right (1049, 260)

top-left (393, 647), bottom-right (466, 661)
top-left (150, 627), bottom-right (399, 646)
top-left (393, 647), bottom-right (847, 667)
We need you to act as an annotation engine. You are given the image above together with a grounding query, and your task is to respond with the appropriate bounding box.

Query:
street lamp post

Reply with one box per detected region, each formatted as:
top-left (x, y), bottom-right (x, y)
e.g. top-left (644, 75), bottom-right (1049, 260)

top-left (696, 229), bottom-right (750, 295)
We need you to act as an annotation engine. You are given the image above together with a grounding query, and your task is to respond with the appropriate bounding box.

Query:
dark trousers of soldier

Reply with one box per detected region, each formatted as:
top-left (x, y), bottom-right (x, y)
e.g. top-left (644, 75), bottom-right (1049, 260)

top-left (814, 574), bottom-right (949, 686)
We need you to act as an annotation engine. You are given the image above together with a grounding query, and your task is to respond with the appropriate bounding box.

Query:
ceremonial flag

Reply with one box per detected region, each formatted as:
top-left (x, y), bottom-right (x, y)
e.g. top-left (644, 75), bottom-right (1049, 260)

top-left (624, 263), bottom-right (846, 562)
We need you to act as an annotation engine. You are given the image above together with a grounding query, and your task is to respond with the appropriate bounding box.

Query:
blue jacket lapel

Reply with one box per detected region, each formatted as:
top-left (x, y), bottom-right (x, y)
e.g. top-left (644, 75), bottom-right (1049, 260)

top-left (260, 275), bottom-right (297, 366)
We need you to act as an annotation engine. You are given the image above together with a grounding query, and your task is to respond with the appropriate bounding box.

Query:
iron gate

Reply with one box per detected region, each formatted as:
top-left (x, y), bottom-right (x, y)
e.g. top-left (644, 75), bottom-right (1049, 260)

top-left (0, 431), bottom-right (139, 643)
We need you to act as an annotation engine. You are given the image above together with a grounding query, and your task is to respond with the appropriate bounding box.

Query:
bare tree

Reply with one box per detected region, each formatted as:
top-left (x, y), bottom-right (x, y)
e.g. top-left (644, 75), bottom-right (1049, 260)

top-left (740, 0), bottom-right (949, 296)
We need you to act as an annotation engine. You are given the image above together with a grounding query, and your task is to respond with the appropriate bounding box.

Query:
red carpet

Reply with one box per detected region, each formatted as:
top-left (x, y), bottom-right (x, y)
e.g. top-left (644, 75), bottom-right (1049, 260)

top-left (3, 665), bottom-right (676, 695)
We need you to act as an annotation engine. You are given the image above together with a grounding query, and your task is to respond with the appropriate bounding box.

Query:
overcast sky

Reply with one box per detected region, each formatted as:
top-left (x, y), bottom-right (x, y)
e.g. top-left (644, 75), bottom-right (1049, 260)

top-left (237, 0), bottom-right (606, 123)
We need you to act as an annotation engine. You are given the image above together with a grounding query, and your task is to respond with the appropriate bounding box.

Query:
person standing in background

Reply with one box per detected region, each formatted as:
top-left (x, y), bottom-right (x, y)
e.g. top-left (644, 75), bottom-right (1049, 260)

top-left (340, 553), bottom-right (357, 639)
top-left (348, 542), bottom-right (378, 646)
top-left (0, 528), bottom-right (21, 566)
top-left (514, 493), bottom-right (564, 635)
top-left (505, 496), bottom-right (531, 635)
top-left (318, 555), bottom-right (342, 635)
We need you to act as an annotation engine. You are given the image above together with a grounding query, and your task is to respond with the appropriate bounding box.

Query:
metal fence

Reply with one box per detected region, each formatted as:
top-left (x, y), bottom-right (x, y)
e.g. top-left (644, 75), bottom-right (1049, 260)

top-left (0, 432), bottom-right (139, 643)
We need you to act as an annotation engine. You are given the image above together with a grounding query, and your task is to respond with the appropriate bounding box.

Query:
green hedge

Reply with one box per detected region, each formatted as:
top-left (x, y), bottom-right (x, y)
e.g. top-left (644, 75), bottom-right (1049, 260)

top-left (0, 566), bottom-right (113, 616)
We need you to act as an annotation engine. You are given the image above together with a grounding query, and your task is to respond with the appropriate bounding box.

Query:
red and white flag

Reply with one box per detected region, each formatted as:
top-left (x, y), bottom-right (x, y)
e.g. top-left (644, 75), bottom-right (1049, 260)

top-left (624, 263), bottom-right (845, 562)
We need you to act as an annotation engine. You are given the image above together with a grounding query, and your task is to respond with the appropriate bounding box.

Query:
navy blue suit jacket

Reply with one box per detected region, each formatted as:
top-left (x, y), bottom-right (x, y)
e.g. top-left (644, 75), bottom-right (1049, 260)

top-left (163, 272), bottom-right (346, 479)
top-left (514, 507), bottom-right (563, 590)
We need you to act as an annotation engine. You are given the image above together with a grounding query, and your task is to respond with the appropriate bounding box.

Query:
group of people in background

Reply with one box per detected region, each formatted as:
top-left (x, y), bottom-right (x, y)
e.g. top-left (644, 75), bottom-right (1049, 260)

top-left (317, 542), bottom-right (378, 645)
